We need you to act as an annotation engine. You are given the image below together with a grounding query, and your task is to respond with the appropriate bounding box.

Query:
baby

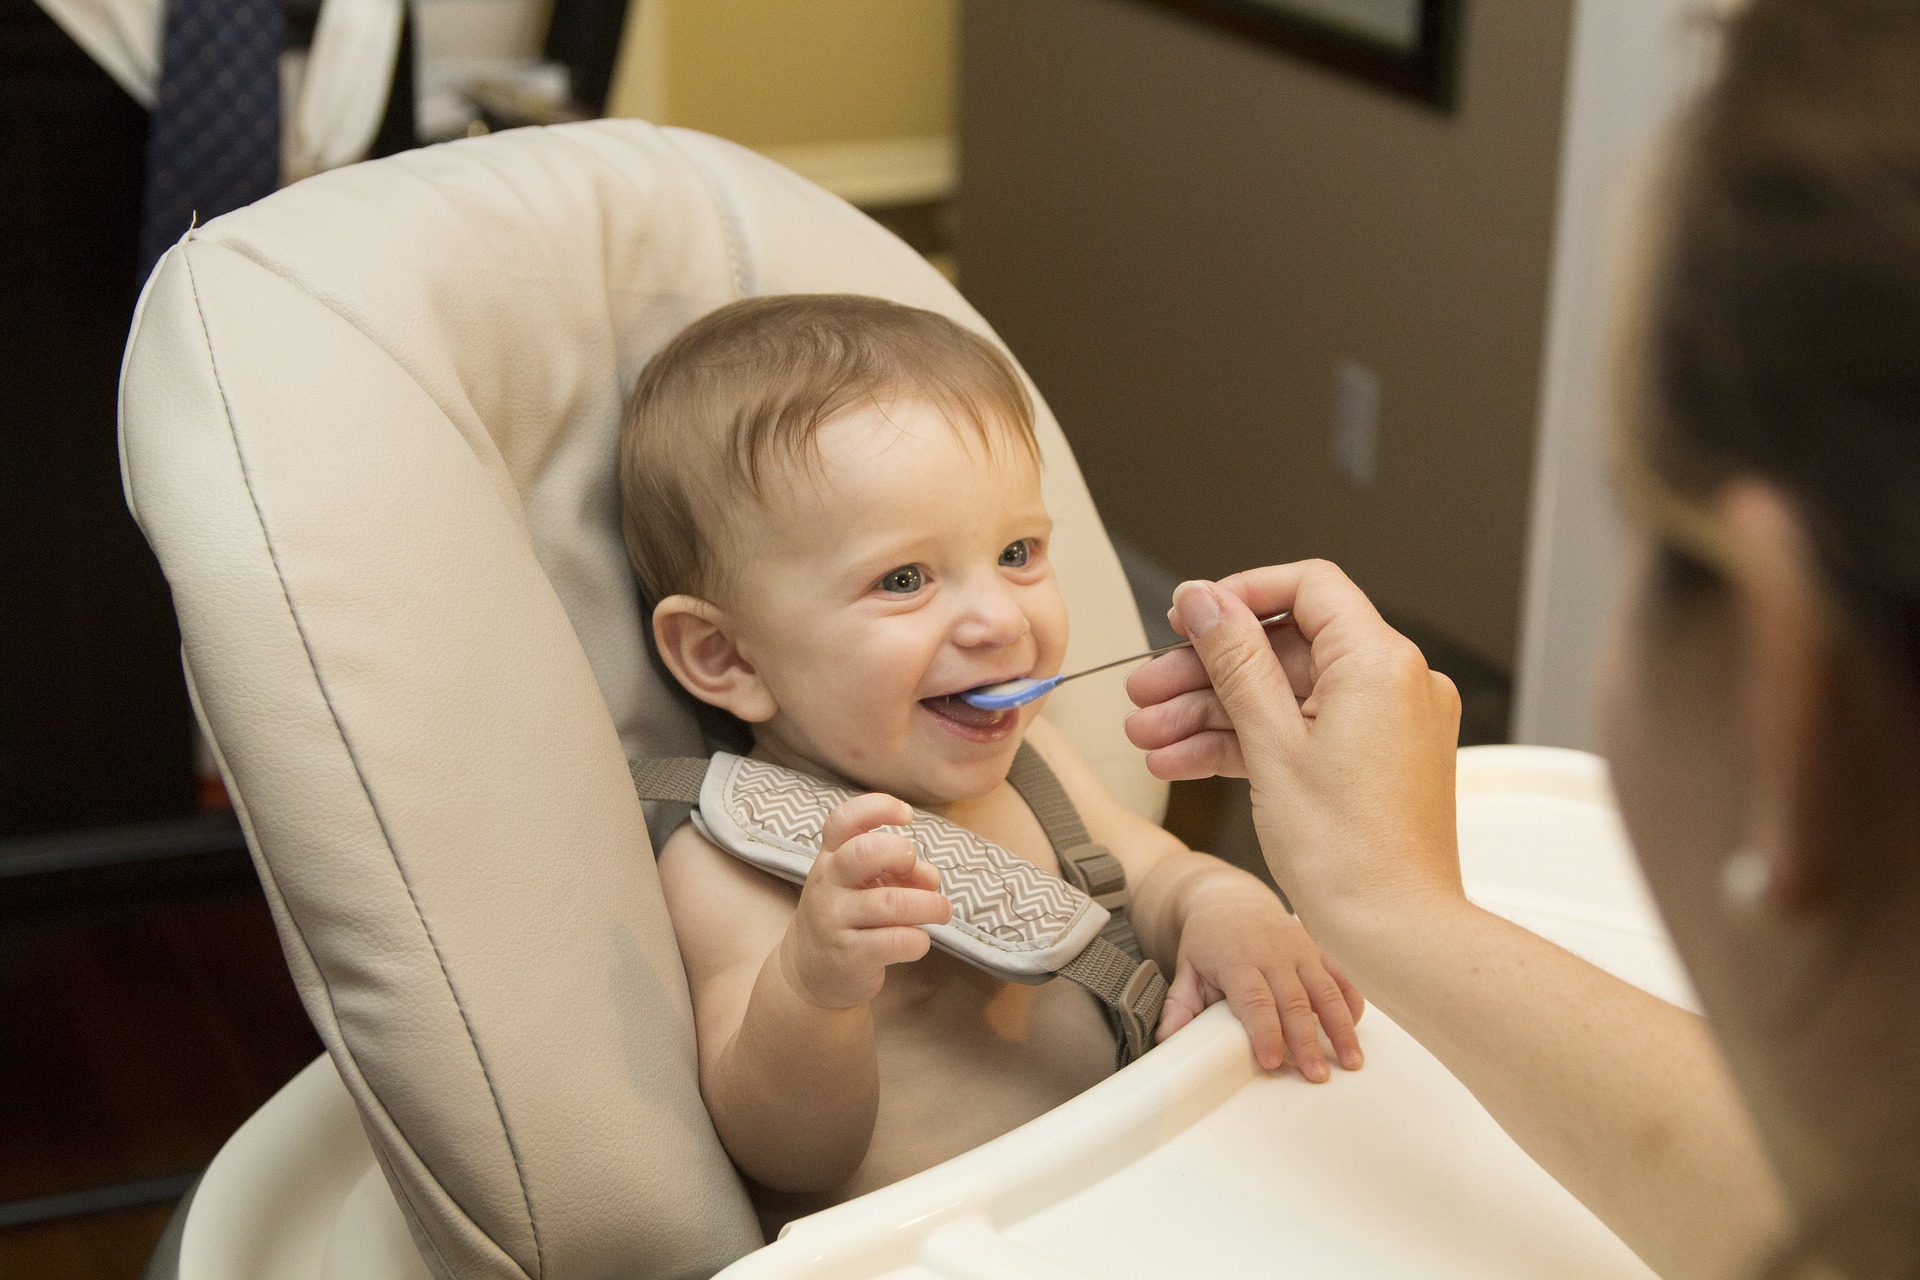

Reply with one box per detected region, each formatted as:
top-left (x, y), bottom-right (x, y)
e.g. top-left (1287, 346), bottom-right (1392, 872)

top-left (618, 294), bottom-right (1363, 1235)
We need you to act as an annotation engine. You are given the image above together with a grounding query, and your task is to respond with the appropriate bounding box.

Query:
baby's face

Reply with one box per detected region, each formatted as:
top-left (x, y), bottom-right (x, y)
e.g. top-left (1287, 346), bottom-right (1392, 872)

top-left (724, 399), bottom-right (1066, 807)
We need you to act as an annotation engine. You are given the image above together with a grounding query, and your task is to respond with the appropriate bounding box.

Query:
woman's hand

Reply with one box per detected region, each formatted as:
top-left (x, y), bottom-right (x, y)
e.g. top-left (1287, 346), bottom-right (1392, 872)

top-left (1124, 573), bottom-right (1789, 1277)
top-left (1123, 562), bottom-right (1465, 951)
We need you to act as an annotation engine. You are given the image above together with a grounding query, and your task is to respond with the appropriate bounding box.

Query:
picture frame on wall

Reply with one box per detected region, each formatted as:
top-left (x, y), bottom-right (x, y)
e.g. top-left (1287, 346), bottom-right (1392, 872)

top-left (1128, 0), bottom-right (1467, 110)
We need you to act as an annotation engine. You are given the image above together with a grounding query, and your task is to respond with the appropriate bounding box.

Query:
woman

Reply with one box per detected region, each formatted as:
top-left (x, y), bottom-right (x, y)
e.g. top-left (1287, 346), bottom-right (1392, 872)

top-left (1124, 2), bottom-right (1920, 1277)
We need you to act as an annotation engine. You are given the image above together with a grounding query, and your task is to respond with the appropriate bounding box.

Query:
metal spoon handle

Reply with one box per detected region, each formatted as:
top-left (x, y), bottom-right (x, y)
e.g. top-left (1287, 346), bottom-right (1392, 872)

top-left (1054, 610), bottom-right (1294, 687)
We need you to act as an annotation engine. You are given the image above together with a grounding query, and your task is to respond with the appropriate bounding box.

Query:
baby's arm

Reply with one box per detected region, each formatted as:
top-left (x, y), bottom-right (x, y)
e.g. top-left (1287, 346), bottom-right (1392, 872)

top-left (656, 794), bottom-right (951, 1192)
top-left (1023, 718), bottom-right (1364, 1080)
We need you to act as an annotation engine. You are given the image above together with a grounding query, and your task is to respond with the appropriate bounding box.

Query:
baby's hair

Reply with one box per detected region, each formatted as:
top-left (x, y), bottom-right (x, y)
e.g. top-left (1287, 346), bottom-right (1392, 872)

top-left (619, 293), bottom-right (1038, 603)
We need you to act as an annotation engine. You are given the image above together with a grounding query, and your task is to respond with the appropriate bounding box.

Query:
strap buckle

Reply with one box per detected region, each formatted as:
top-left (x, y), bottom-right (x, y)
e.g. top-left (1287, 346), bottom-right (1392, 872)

top-left (1116, 959), bottom-right (1166, 1065)
top-left (1061, 842), bottom-right (1130, 911)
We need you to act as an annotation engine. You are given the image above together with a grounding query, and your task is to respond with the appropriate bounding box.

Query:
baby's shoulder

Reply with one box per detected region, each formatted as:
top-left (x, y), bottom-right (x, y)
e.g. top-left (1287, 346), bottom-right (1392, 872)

top-left (655, 814), bottom-right (716, 866)
top-left (655, 817), bottom-right (799, 922)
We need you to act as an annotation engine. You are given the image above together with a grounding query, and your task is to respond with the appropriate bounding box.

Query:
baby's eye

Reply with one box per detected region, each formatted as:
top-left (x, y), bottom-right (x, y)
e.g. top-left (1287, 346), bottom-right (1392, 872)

top-left (879, 565), bottom-right (925, 594)
top-left (999, 539), bottom-right (1034, 569)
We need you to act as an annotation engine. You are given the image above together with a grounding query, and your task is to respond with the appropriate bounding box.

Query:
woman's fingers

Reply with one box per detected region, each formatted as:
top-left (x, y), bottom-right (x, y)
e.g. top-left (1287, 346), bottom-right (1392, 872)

top-left (1170, 581), bottom-right (1306, 770)
top-left (1127, 588), bottom-right (1318, 782)
top-left (1129, 627), bottom-right (1316, 712)
top-left (1142, 731), bottom-right (1247, 782)
top-left (1430, 670), bottom-right (1464, 740)
top-left (1124, 686), bottom-right (1235, 751)
top-left (1127, 646), bottom-right (1212, 707)
top-left (1272, 627), bottom-right (1316, 701)
top-left (1216, 560), bottom-right (1389, 646)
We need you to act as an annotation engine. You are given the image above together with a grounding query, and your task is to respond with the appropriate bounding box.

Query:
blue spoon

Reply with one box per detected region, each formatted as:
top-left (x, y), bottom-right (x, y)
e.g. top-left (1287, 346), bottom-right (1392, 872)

top-left (958, 612), bottom-right (1294, 710)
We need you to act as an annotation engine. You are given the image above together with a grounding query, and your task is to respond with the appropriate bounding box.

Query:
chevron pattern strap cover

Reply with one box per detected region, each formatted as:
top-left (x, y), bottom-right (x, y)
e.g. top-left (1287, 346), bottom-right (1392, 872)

top-left (688, 752), bottom-right (1113, 983)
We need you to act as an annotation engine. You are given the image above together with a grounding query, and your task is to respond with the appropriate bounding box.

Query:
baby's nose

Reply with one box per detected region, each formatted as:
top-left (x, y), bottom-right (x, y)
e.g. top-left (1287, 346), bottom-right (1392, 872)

top-left (954, 585), bottom-right (1029, 648)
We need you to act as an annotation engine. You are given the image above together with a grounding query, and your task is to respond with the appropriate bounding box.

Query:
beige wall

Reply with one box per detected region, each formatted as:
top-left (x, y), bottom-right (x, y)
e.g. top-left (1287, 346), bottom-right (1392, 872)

top-left (609, 0), bottom-right (955, 149)
top-left (960, 0), bottom-right (1575, 669)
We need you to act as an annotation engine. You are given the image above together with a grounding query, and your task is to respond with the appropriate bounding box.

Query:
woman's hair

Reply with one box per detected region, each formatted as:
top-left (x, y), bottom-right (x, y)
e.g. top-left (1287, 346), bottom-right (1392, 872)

top-left (1639, 2), bottom-right (1920, 1275)
top-left (1642, 0), bottom-right (1920, 695)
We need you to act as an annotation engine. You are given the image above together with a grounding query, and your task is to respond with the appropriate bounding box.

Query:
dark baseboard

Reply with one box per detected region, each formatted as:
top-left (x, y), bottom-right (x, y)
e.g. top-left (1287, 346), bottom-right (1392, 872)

top-left (0, 1174), bottom-right (197, 1232)
top-left (0, 813), bottom-right (245, 881)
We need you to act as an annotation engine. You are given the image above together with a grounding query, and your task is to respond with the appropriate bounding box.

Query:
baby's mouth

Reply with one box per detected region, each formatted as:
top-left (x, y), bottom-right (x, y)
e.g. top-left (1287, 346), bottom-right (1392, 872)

top-left (920, 693), bottom-right (1015, 732)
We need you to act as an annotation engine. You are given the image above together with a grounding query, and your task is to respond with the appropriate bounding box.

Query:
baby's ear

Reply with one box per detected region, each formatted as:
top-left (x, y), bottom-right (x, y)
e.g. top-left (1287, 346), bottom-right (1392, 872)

top-left (652, 595), bottom-right (777, 724)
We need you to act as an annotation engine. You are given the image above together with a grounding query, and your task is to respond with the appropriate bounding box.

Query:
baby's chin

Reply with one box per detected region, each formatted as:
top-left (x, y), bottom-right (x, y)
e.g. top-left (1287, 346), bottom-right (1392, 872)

top-left (747, 720), bottom-right (1021, 810)
top-left (835, 746), bottom-right (1018, 811)
top-left (891, 758), bottom-right (1015, 810)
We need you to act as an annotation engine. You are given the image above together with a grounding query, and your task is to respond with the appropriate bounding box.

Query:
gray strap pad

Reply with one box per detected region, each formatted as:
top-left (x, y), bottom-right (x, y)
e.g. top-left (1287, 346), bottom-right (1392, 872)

top-left (690, 752), bottom-right (1112, 982)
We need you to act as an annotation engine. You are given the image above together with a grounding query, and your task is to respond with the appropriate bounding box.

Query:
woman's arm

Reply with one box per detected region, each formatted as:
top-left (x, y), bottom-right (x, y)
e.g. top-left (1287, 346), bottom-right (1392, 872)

top-left (1356, 897), bottom-right (1785, 1280)
top-left (1124, 564), bottom-right (1788, 1279)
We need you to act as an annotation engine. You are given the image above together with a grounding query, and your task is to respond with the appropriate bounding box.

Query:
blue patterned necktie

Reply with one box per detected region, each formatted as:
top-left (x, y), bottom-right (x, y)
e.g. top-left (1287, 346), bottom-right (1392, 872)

top-left (138, 0), bottom-right (284, 280)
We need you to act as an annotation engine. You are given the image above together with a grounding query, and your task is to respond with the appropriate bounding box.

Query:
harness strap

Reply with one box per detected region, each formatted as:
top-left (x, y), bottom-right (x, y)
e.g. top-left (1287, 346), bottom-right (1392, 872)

top-left (1004, 742), bottom-right (1163, 1063)
top-left (1058, 934), bottom-right (1168, 1065)
top-left (1006, 741), bottom-right (1094, 849)
top-left (629, 756), bottom-right (707, 805)
top-left (1005, 743), bottom-right (1144, 956)
top-left (629, 749), bottom-right (1166, 1066)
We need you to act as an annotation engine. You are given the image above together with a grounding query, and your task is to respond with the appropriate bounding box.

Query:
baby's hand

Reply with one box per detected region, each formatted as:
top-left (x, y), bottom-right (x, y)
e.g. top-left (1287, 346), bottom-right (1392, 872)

top-left (780, 793), bottom-right (952, 1010)
top-left (1160, 878), bottom-right (1365, 1081)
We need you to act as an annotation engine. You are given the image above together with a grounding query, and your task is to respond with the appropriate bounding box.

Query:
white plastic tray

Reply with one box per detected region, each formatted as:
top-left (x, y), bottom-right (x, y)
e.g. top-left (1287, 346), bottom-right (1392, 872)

top-left (179, 745), bottom-right (1679, 1280)
top-left (721, 746), bottom-right (1680, 1279)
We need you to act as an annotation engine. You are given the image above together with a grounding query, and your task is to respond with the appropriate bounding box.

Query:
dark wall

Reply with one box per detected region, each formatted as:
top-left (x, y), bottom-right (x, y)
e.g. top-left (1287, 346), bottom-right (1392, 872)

top-left (958, 0), bottom-right (1575, 668)
top-left (3, 0), bottom-right (194, 838)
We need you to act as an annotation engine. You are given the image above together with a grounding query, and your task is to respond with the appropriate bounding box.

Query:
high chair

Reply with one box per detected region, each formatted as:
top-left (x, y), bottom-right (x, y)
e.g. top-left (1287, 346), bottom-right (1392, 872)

top-left (122, 120), bottom-right (1683, 1280)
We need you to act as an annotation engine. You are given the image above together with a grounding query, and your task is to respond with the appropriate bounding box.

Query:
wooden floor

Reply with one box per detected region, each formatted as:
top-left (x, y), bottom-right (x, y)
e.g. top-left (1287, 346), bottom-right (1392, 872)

top-left (0, 1205), bottom-right (177, 1279)
top-left (0, 847), bottom-right (323, 1279)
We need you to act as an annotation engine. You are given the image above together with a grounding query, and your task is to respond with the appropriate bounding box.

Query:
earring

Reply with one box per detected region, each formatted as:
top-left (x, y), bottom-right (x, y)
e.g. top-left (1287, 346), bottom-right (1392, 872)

top-left (1719, 848), bottom-right (1774, 915)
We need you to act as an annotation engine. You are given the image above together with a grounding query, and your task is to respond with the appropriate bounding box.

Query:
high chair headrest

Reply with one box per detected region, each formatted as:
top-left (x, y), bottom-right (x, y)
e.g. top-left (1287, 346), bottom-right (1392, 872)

top-left (119, 119), bottom-right (1160, 1279)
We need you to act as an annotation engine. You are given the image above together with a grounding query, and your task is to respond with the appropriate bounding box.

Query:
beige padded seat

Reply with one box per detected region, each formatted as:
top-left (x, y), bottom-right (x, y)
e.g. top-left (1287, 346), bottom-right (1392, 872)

top-left (118, 120), bottom-right (1162, 1280)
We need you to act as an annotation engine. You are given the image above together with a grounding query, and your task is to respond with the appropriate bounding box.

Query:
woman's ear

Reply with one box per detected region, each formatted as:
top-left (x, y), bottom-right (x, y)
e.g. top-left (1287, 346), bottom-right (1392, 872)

top-left (652, 595), bottom-right (778, 724)
top-left (1718, 481), bottom-right (1845, 917)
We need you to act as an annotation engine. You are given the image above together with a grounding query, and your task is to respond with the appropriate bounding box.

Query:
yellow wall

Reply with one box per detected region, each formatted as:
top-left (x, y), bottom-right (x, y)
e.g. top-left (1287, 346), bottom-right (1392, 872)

top-left (609, 0), bottom-right (955, 149)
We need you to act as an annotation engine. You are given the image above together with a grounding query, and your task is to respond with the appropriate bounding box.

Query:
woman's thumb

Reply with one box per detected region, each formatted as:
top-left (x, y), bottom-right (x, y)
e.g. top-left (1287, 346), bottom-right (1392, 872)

top-left (1173, 581), bottom-right (1299, 754)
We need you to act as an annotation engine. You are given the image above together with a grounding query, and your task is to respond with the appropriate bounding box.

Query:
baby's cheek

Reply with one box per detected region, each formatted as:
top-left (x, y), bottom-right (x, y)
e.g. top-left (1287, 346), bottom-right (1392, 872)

top-left (1030, 589), bottom-right (1070, 668)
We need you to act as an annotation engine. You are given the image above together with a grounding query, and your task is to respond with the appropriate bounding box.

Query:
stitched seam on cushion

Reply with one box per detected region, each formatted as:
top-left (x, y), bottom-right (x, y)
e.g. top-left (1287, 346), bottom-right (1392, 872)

top-left (181, 246), bottom-right (548, 1278)
top-left (182, 650), bottom-right (357, 1084)
top-left (185, 653), bottom-right (490, 1273)
top-left (661, 128), bottom-right (750, 299)
top-left (360, 1088), bottom-right (474, 1280)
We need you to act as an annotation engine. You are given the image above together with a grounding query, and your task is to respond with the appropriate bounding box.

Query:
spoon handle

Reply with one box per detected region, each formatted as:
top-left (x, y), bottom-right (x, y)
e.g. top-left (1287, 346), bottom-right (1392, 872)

top-left (1055, 611), bottom-right (1294, 687)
